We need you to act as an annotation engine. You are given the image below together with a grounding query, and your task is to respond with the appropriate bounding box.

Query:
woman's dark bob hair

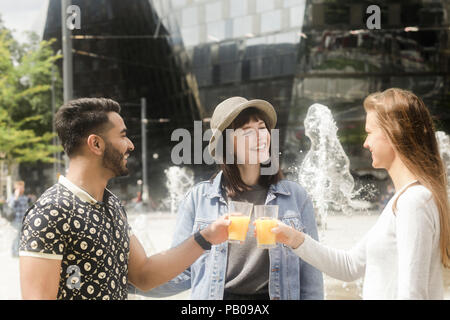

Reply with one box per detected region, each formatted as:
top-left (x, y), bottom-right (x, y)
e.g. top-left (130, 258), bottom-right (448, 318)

top-left (210, 107), bottom-right (284, 198)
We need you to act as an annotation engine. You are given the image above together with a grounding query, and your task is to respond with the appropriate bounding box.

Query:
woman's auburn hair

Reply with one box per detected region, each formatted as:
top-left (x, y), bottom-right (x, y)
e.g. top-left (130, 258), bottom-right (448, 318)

top-left (363, 88), bottom-right (450, 268)
top-left (210, 107), bottom-right (284, 198)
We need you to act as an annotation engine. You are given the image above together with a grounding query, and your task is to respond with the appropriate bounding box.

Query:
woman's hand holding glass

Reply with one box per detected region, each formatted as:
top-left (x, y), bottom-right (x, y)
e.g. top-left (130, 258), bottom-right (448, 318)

top-left (254, 220), bottom-right (306, 249)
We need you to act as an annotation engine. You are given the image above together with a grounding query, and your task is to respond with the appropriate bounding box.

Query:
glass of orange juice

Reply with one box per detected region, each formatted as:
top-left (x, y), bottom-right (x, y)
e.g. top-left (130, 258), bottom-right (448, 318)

top-left (254, 205), bottom-right (279, 249)
top-left (227, 201), bottom-right (253, 244)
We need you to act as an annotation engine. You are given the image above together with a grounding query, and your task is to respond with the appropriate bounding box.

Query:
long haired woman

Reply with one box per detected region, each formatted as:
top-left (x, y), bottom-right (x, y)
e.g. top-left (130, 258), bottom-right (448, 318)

top-left (271, 88), bottom-right (449, 299)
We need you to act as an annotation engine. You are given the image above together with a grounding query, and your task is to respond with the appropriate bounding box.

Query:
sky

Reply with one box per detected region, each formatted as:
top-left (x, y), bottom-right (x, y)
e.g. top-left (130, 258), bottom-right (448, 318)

top-left (0, 0), bottom-right (49, 43)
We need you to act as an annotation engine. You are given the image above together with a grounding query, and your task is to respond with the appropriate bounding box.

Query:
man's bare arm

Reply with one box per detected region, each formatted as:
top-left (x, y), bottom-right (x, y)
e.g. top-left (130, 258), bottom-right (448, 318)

top-left (128, 215), bottom-right (230, 291)
top-left (20, 256), bottom-right (61, 300)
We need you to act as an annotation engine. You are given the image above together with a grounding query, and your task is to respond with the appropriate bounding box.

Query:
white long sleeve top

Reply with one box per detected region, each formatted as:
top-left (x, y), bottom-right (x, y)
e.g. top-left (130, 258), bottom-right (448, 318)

top-left (293, 181), bottom-right (444, 299)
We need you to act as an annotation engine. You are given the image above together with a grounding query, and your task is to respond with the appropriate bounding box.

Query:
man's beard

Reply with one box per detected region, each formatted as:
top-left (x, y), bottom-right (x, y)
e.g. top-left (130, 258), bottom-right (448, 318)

top-left (102, 140), bottom-right (130, 177)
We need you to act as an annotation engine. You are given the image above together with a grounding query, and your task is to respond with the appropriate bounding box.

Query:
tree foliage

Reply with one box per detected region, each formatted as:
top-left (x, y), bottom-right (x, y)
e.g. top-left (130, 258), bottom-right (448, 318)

top-left (0, 17), bottom-right (63, 174)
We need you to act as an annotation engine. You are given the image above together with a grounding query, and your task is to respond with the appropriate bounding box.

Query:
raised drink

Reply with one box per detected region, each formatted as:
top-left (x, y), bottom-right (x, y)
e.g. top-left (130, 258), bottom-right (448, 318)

top-left (255, 218), bottom-right (278, 247)
top-left (254, 205), bottom-right (279, 249)
top-left (227, 201), bottom-right (253, 244)
top-left (228, 216), bottom-right (251, 242)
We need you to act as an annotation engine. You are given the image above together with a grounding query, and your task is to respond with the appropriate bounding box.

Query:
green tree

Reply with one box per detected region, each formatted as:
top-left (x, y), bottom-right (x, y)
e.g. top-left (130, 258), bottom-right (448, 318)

top-left (0, 17), bottom-right (63, 195)
top-left (0, 108), bottom-right (60, 175)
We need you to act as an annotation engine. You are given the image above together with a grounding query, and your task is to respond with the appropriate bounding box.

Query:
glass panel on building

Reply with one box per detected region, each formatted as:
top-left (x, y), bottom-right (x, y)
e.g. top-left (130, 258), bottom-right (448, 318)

top-left (42, 0), bottom-right (450, 215)
top-left (224, 19), bottom-right (233, 39)
top-left (171, 0), bottom-right (188, 9)
top-left (261, 10), bottom-right (282, 33)
top-left (220, 62), bottom-right (240, 83)
top-left (290, 5), bottom-right (306, 27)
top-left (233, 15), bottom-right (253, 38)
top-left (283, 0), bottom-right (305, 8)
top-left (205, 1), bottom-right (222, 22)
top-left (274, 31), bottom-right (298, 44)
top-left (229, 0), bottom-right (248, 18)
top-left (193, 46), bottom-right (211, 67)
top-left (181, 25), bottom-right (200, 47)
top-left (181, 6), bottom-right (198, 27)
top-left (249, 58), bottom-right (262, 79)
top-left (207, 20), bottom-right (226, 42)
top-left (218, 41), bottom-right (239, 62)
top-left (246, 35), bottom-right (268, 47)
top-left (256, 0), bottom-right (275, 13)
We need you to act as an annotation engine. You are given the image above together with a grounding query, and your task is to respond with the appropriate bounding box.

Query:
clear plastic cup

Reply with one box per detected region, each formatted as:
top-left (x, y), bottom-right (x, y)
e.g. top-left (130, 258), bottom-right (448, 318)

top-left (254, 205), bottom-right (279, 249)
top-left (227, 201), bottom-right (253, 244)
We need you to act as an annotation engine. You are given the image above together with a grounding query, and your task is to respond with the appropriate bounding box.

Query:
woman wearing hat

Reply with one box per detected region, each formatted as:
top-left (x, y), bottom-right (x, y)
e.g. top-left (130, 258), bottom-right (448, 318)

top-left (137, 97), bottom-right (323, 300)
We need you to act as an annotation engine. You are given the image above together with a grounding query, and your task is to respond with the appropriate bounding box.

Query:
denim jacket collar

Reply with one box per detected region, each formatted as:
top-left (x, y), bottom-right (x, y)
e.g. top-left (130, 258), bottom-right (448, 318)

top-left (205, 170), bottom-right (291, 200)
top-left (204, 171), bottom-right (224, 199)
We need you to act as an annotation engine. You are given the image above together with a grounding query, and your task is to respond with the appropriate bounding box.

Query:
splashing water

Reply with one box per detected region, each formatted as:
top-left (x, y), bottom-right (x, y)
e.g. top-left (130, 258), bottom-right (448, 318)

top-left (164, 166), bottom-right (194, 214)
top-left (298, 104), bottom-right (356, 230)
top-left (436, 131), bottom-right (450, 194)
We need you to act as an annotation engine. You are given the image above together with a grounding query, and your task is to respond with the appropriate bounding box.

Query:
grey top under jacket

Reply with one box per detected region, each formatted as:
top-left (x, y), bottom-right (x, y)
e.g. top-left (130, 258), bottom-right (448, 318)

top-left (224, 184), bottom-right (270, 296)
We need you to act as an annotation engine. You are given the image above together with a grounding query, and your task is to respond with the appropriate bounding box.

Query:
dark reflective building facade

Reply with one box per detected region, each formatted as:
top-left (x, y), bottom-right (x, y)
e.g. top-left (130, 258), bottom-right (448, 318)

top-left (43, 0), bottom-right (450, 202)
top-left (286, 0), bottom-right (450, 177)
top-left (44, 0), bottom-right (201, 201)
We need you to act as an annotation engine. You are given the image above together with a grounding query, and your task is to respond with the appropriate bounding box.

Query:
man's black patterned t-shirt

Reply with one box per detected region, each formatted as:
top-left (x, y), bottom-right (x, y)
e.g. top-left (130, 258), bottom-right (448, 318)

top-left (19, 176), bottom-right (132, 300)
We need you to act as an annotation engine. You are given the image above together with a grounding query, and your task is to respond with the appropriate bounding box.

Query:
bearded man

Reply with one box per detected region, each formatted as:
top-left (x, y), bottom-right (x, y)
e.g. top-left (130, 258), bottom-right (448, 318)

top-left (19, 98), bottom-right (229, 300)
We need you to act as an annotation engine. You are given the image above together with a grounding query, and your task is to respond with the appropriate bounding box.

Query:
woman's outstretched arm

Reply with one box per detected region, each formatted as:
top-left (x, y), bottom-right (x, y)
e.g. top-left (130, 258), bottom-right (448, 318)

top-left (272, 222), bottom-right (368, 282)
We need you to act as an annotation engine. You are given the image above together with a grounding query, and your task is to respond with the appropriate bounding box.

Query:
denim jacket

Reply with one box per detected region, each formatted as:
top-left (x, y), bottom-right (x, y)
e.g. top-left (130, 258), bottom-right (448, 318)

top-left (135, 171), bottom-right (324, 300)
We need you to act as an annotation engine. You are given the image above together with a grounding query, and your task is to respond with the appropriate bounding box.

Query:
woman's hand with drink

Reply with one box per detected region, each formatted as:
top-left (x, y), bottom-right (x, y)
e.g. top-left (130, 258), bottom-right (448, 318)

top-left (270, 221), bottom-right (306, 249)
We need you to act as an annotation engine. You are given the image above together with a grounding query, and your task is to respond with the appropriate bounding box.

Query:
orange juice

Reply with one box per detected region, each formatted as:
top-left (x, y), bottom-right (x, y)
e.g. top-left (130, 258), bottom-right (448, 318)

top-left (255, 218), bottom-right (278, 246)
top-left (228, 216), bottom-right (251, 242)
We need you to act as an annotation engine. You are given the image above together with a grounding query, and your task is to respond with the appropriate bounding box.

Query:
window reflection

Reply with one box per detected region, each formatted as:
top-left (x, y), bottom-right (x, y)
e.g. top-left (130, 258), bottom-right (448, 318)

top-left (274, 32), bottom-right (298, 44)
top-left (205, 1), bottom-right (222, 22)
top-left (246, 36), bottom-right (268, 47)
top-left (256, 0), bottom-right (275, 13)
top-left (181, 6), bottom-right (198, 27)
top-left (261, 10), bottom-right (282, 33)
top-left (207, 21), bottom-right (226, 42)
top-left (290, 5), bottom-right (306, 27)
top-left (220, 62), bottom-right (240, 83)
top-left (181, 26), bottom-right (200, 47)
top-left (283, 0), bottom-right (305, 8)
top-left (218, 42), bottom-right (238, 63)
top-left (171, 0), bottom-right (188, 9)
top-left (50, 0), bottom-right (450, 196)
top-left (302, 78), bottom-right (370, 101)
top-left (233, 15), bottom-right (253, 38)
top-left (229, 0), bottom-right (248, 18)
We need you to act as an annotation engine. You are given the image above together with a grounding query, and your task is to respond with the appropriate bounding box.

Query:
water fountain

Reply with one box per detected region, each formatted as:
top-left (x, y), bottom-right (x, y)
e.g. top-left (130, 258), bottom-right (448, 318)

top-left (436, 131), bottom-right (450, 193)
top-left (128, 166), bottom-right (194, 265)
top-left (164, 166), bottom-right (194, 215)
top-left (298, 103), bottom-right (357, 229)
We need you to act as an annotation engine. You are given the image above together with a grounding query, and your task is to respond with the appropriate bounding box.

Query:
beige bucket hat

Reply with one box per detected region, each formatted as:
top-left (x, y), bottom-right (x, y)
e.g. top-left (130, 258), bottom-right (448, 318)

top-left (208, 96), bottom-right (277, 161)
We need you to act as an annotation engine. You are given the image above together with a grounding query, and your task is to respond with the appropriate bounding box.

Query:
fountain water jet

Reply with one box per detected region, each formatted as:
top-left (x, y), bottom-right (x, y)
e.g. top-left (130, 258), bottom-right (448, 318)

top-left (436, 131), bottom-right (450, 195)
top-left (164, 166), bottom-right (194, 214)
top-left (298, 104), bottom-right (356, 230)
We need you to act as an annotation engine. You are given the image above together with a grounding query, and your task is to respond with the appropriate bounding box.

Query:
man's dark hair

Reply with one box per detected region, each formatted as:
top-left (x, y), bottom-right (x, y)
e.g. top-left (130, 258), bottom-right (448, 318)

top-left (55, 98), bottom-right (121, 157)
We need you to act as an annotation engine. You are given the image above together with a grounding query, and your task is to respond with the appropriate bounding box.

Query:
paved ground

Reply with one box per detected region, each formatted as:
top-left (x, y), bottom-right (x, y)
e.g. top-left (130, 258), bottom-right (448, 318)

top-left (1, 212), bottom-right (449, 300)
